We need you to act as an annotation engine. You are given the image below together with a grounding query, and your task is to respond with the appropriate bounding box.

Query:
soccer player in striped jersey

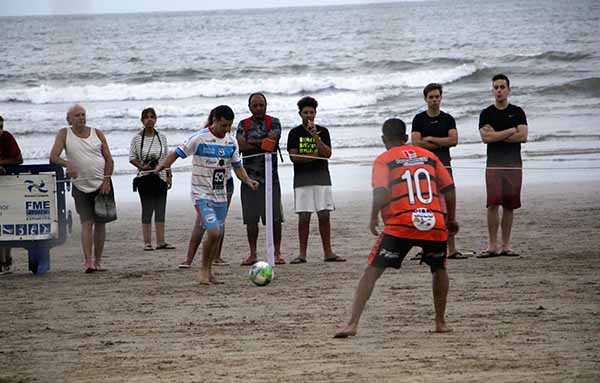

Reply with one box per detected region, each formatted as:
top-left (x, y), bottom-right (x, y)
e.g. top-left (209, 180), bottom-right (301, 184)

top-left (156, 105), bottom-right (258, 285)
top-left (335, 118), bottom-right (459, 338)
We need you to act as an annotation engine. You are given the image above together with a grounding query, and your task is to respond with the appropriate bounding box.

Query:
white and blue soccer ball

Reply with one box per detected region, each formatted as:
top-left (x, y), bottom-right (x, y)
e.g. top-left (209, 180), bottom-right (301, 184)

top-left (249, 261), bottom-right (274, 286)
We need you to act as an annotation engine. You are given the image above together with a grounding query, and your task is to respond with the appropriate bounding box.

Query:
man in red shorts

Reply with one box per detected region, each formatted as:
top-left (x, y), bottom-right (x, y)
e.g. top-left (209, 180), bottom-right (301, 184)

top-left (334, 118), bottom-right (458, 338)
top-left (477, 74), bottom-right (528, 258)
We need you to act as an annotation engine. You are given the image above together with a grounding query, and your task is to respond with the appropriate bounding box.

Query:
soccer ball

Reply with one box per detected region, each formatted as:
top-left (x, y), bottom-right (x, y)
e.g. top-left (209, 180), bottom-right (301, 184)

top-left (249, 261), bottom-right (274, 286)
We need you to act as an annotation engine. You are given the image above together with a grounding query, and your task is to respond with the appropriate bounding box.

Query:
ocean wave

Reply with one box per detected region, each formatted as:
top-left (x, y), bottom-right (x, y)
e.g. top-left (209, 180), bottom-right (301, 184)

top-left (502, 50), bottom-right (591, 62)
top-left (539, 77), bottom-right (600, 98)
top-left (1, 64), bottom-right (479, 104)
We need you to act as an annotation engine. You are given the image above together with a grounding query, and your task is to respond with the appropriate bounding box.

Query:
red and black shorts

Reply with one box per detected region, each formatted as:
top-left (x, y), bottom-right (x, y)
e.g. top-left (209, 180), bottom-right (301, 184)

top-left (368, 233), bottom-right (447, 273)
top-left (485, 167), bottom-right (522, 209)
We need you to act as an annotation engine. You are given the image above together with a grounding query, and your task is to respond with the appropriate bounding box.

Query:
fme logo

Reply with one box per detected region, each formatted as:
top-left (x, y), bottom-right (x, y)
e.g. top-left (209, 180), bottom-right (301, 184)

top-left (24, 179), bottom-right (48, 193)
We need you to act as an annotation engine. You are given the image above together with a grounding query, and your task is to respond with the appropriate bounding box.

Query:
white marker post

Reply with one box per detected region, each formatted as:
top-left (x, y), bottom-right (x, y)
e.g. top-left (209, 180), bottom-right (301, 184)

top-left (264, 153), bottom-right (275, 266)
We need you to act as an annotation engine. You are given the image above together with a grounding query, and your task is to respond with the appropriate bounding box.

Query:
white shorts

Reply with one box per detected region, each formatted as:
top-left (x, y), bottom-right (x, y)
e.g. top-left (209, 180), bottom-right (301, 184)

top-left (294, 185), bottom-right (335, 213)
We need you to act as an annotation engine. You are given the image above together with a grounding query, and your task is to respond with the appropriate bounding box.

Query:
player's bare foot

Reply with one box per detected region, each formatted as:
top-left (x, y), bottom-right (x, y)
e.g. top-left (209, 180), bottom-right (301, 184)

top-left (435, 322), bottom-right (453, 333)
top-left (196, 269), bottom-right (211, 285)
top-left (333, 324), bottom-right (357, 338)
top-left (210, 274), bottom-right (224, 284)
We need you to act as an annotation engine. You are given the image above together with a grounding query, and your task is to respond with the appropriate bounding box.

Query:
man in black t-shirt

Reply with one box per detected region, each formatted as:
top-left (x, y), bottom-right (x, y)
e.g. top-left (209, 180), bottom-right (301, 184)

top-left (412, 83), bottom-right (466, 259)
top-left (477, 74), bottom-right (528, 258)
top-left (286, 96), bottom-right (345, 264)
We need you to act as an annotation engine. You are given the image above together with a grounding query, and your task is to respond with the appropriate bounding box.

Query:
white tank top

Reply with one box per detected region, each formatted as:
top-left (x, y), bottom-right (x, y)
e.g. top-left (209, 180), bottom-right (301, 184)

top-left (65, 127), bottom-right (106, 193)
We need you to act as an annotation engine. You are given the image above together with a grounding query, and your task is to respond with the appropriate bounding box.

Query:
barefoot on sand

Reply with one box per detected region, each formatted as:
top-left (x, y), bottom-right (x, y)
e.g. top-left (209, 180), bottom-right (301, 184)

top-left (333, 324), bottom-right (357, 338)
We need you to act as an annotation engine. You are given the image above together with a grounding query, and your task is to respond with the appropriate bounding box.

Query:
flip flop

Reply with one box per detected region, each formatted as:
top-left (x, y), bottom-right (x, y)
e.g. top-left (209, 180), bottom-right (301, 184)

top-left (177, 263), bottom-right (190, 269)
top-left (275, 257), bottom-right (286, 265)
top-left (476, 250), bottom-right (500, 258)
top-left (84, 267), bottom-right (95, 274)
top-left (156, 243), bottom-right (176, 250)
top-left (324, 255), bottom-right (346, 262)
top-left (500, 250), bottom-right (520, 257)
top-left (447, 251), bottom-right (469, 259)
top-left (213, 259), bottom-right (230, 266)
top-left (290, 257), bottom-right (307, 264)
top-left (143, 244), bottom-right (154, 251)
top-left (241, 257), bottom-right (257, 266)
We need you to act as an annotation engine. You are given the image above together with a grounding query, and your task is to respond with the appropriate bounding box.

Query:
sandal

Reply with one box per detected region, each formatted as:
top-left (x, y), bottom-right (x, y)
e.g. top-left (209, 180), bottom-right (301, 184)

top-left (447, 251), bottom-right (469, 259)
top-left (241, 257), bottom-right (257, 266)
top-left (156, 243), bottom-right (176, 250)
top-left (275, 257), bottom-right (286, 265)
top-left (476, 250), bottom-right (500, 258)
top-left (324, 255), bottom-right (346, 262)
top-left (213, 259), bottom-right (230, 266)
top-left (290, 257), bottom-right (307, 264)
top-left (143, 244), bottom-right (154, 251)
top-left (499, 250), bottom-right (520, 257)
top-left (177, 263), bottom-right (190, 269)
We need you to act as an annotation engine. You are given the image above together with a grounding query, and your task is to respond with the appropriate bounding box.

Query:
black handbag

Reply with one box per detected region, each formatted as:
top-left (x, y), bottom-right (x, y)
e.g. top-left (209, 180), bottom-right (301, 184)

top-left (94, 188), bottom-right (117, 223)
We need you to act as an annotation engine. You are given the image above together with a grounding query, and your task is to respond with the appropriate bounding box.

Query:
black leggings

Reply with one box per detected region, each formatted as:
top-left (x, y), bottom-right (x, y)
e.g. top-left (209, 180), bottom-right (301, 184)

top-left (138, 182), bottom-right (168, 224)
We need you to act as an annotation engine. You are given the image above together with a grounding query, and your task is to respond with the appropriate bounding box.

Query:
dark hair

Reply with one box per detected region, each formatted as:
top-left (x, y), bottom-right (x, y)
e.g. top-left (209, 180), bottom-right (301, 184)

top-left (423, 83), bottom-right (443, 98)
top-left (204, 108), bottom-right (215, 127)
top-left (210, 105), bottom-right (235, 123)
top-left (492, 73), bottom-right (510, 88)
top-left (248, 92), bottom-right (267, 106)
top-left (141, 107), bottom-right (157, 121)
top-left (0, 115), bottom-right (3, 122)
top-left (382, 118), bottom-right (406, 138)
top-left (297, 96), bottom-right (318, 111)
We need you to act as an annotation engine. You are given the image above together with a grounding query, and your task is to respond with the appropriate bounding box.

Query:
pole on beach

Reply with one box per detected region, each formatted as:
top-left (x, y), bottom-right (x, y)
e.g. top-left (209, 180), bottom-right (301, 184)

top-left (264, 153), bottom-right (275, 266)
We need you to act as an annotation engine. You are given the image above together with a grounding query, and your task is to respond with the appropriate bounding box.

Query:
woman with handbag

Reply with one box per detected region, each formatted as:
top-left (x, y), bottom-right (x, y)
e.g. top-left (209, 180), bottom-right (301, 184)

top-left (129, 107), bottom-right (174, 251)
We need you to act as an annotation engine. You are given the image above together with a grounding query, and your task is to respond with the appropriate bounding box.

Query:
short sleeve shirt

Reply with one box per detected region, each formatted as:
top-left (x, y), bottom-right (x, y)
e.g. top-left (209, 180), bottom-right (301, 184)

top-left (286, 124), bottom-right (332, 188)
top-left (235, 116), bottom-right (281, 184)
top-left (479, 104), bottom-right (527, 166)
top-left (0, 131), bottom-right (22, 161)
top-left (411, 110), bottom-right (456, 166)
top-left (175, 127), bottom-right (241, 203)
top-left (372, 145), bottom-right (454, 241)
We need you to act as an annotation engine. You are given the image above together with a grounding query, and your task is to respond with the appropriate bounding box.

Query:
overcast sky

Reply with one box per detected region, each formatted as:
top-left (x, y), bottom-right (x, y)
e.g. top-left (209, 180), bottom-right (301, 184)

top-left (0, 0), bottom-right (421, 16)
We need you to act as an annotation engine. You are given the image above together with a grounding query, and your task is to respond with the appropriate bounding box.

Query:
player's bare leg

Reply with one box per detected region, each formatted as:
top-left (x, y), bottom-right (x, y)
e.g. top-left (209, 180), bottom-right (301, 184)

top-left (197, 227), bottom-right (220, 285)
top-left (486, 206), bottom-right (500, 253)
top-left (500, 208), bottom-right (514, 252)
top-left (432, 268), bottom-right (452, 333)
top-left (334, 266), bottom-right (385, 338)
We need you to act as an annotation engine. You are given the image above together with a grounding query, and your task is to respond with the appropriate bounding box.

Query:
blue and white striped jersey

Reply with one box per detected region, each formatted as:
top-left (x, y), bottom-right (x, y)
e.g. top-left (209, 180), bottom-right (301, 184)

top-left (175, 127), bottom-right (242, 203)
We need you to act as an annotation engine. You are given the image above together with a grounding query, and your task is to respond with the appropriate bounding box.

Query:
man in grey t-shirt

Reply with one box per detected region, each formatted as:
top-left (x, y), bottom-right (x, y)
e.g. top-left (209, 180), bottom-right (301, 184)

top-left (236, 93), bottom-right (285, 266)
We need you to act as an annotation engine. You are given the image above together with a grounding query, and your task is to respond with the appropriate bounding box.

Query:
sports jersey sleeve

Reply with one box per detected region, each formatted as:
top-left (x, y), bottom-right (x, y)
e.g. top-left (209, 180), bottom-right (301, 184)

top-left (231, 139), bottom-right (242, 169)
top-left (371, 155), bottom-right (390, 191)
top-left (176, 134), bottom-right (198, 159)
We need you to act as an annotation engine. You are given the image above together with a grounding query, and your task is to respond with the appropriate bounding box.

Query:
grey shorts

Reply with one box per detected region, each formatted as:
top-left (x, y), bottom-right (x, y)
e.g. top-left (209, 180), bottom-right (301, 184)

top-left (240, 182), bottom-right (284, 225)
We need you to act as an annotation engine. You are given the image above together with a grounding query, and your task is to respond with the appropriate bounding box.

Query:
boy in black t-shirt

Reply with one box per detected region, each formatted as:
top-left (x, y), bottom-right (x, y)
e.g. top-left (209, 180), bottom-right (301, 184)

top-left (477, 74), bottom-right (528, 258)
top-left (287, 97), bottom-right (345, 264)
top-left (412, 83), bottom-right (466, 259)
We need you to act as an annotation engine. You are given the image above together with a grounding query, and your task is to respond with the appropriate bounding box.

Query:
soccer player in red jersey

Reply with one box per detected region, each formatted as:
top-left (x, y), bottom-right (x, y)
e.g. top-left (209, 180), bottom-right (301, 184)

top-left (334, 118), bottom-right (459, 338)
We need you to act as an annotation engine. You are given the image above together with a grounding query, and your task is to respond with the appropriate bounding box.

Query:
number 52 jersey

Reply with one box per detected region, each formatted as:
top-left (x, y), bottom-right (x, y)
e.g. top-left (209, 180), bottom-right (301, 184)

top-left (175, 127), bottom-right (242, 203)
top-left (372, 145), bottom-right (455, 241)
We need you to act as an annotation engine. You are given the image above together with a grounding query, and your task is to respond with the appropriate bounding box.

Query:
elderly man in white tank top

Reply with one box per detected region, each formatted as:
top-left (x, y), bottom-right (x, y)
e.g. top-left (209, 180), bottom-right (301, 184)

top-left (50, 104), bottom-right (114, 273)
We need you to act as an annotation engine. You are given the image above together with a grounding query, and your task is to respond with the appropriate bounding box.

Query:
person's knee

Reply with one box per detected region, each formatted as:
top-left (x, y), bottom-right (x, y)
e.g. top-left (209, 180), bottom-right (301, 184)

top-left (206, 227), bottom-right (221, 241)
top-left (298, 212), bottom-right (311, 224)
top-left (317, 210), bottom-right (330, 222)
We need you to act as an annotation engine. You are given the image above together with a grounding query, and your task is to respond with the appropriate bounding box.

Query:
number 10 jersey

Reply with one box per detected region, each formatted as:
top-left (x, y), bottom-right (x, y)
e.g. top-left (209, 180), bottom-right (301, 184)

top-left (372, 145), bottom-right (455, 241)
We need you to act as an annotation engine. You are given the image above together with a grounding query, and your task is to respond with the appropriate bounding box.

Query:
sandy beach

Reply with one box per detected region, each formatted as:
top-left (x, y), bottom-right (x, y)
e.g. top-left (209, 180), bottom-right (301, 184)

top-left (1, 179), bottom-right (599, 382)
